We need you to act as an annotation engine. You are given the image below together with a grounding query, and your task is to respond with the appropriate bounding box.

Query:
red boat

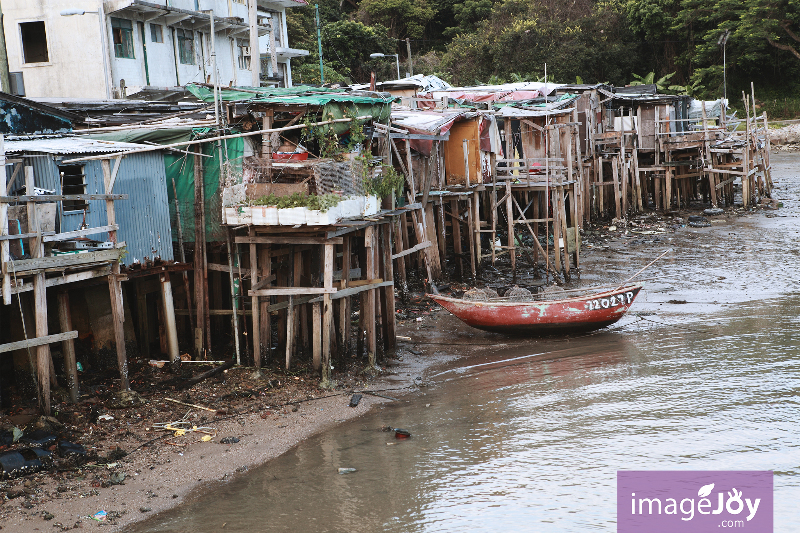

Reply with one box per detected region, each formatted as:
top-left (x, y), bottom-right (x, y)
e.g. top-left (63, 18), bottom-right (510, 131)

top-left (428, 284), bottom-right (643, 335)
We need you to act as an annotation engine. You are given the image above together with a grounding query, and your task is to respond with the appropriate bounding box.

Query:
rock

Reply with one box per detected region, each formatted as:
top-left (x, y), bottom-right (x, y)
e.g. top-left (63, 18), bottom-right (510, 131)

top-left (139, 507), bottom-right (151, 513)
top-left (219, 437), bottom-right (240, 444)
top-left (30, 416), bottom-right (63, 434)
top-left (107, 390), bottom-right (143, 409)
top-left (42, 511), bottom-right (54, 520)
top-left (704, 207), bottom-right (724, 216)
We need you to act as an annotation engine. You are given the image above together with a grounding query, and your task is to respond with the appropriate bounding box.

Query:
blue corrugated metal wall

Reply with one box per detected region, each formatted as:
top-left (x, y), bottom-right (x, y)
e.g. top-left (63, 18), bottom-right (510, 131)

top-left (5, 152), bottom-right (174, 266)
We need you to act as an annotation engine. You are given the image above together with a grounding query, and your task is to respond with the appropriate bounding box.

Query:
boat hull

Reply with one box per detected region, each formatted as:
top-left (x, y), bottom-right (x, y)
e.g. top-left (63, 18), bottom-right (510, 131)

top-left (429, 285), bottom-right (642, 335)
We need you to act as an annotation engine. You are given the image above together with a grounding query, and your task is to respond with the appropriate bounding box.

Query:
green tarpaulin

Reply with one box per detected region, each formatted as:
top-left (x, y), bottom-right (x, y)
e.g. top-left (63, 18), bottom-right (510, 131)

top-left (185, 84), bottom-right (394, 135)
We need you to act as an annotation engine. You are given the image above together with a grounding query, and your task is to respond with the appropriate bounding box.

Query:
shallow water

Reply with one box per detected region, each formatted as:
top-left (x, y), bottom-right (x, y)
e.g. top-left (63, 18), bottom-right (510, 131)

top-left (128, 153), bottom-right (800, 532)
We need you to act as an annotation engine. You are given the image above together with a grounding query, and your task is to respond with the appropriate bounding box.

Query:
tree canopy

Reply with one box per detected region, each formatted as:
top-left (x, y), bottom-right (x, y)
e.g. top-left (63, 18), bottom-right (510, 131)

top-left (286, 0), bottom-right (800, 110)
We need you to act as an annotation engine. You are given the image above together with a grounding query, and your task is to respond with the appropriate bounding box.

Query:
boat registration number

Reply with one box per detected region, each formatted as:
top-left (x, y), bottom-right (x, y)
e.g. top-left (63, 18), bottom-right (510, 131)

top-left (585, 291), bottom-right (635, 311)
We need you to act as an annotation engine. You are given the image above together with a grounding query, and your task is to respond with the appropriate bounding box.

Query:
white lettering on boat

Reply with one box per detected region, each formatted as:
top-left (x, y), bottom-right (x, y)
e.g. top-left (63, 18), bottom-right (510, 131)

top-left (586, 291), bottom-right (635, 311)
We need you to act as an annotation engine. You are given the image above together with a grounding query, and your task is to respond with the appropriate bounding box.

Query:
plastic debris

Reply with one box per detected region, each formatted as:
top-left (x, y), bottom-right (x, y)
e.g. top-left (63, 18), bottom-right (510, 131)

top-left (349, 394), bottom-right (362, 407)
top-left (97, 414), bottom-right (114, 422)
top-left (338, 468), bottom-right (357, 474)
top-left (91, 511), bottom-right (107, 522)
top-left (0, 448), bottom-right (52, 479)
top-left (220, 437), bottom-right (240, 444)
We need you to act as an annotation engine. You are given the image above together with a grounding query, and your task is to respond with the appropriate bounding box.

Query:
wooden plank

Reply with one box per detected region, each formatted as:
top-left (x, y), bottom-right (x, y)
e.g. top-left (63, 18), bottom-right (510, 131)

top-left (248, 287), bottom-right (337, 296)
top-left (389, 132), bottom-right (450, 140)
top-left (0, 231), bottom-right (55, 242)
top-left (0, 194), bottom-right (127, 203)
top-left (390, 240), bottom-right (431, 260)
top-left (9, 266), bottom-right (112, 295)
top-left (207, 262), bottom-right (251, 276)
top-left (0, 331), bottom-right (78, 354)
top-left (8, 249), bottom-right (122, 273)
top-left (43, 224), bottom-right (118, 242)
top-left (235, 236), bottom-right (343, 245)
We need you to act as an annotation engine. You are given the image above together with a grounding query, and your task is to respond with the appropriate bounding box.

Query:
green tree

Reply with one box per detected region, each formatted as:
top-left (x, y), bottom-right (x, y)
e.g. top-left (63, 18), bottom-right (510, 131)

top-left (358, 0), bottom-right (436, 39)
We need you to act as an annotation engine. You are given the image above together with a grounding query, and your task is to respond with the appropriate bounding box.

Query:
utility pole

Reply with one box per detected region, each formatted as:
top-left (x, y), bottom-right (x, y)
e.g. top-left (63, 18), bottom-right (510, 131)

top-left (405, 38), bottom-right (413, 77)
top-left (248, 0), bottom-right (260, 86)
top-left (315, 4), bottom-right (324, 84)
top-left (0, 1), bottom-right (10, 92)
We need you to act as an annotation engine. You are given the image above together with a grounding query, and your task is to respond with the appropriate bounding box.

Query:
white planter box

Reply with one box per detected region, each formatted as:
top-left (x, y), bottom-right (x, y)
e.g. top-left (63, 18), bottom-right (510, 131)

top-left (278, 207), bottom-right (307, 225)
top-left (224, 206), bottom-right (251, 225)
top-left (363, 195), bottom-right (379, 216)
top-left (306, 205), bottom-right (341, 226)
top-left (338, 198), bottom-right (363, 220)
top-left (251, 206), bottom-right (278, 225)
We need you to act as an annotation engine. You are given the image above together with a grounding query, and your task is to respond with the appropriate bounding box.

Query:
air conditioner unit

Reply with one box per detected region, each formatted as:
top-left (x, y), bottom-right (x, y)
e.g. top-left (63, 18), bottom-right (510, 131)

top-left (242, 47), bottom-right (251, 57)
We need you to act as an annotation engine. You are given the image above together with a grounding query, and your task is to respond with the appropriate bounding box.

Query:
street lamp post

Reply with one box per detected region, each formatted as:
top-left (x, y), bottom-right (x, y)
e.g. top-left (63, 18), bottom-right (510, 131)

top-left (369, 53), bottom-right (400, 80)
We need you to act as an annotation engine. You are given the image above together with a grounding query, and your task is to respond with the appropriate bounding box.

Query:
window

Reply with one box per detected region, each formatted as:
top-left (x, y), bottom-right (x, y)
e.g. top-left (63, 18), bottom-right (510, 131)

top-left (237, 39), bottom-right (250, 70)
top-left (19, 21), bottom-right (49, 63)
top-left (232, 0), bottom-right (245, 4)
top-left (59, 165), bottom-right (88, 213)
top-left (176, 28), bottom-right (194, 65)
top-left (150, 23), bottom-right (163, 43)
top-left (111, 18), bottom-right (134, 59)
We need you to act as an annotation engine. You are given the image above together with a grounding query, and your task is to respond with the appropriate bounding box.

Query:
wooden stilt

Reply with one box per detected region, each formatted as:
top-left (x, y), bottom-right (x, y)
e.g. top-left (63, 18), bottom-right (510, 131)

top-left (259, 246), bottom-right (271, 365)
top-left (466, 197), bottom-right (476, 278)
top-left (27, 167), bottom-right (50, 413)
top-left (490, 188), bottom-right (497, 265)
top-left (393, 217), bottom-right (408, 295)
top-left (321, 243), bottom-right (334, 386)
top-left (506, 181), bottom-right (515, 277)
top-left (551, 187), bottom-right (562, 273)
top-left (612, 156), bottom-right (621, 219)
top-left (57, 292), bottom-right (79, 403)
top-left (473, 190), bottom-right (481, 266)
top-left (339, 236), bottom-right (351, 356)
top-left (99, 161), bottom-right (129, 391)
top-left (160, 272), bottom-right (179, 363)
top-left (136, 282), bottom-right (150, 359)
top-left (450, 199), bottom-right (463, 277)
top-left (381, 223), bottom-right (396, 350)
top-left (364, 227), bottom-right (377, 367)
top-left (312, 302), bottom-right (321, 370)
top-left (249, 231), bottom-right (261, 369)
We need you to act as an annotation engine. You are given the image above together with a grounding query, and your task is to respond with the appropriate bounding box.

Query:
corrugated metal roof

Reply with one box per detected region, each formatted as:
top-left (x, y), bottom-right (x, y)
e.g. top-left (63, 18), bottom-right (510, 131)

top-left (4, 137), bottom-right (149, 155)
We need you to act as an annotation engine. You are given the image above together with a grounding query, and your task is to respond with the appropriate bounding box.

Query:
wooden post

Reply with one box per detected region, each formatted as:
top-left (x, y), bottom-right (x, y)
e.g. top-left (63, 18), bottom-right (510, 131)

top-left (100, 160), bottom-right (130, 391)
top-left (490, 188), bottom-right (497, 265)
top-left (381, 223), bottom-right (396, 350)
top-left (466, 196), bottom-right (476, 278)
top-left (558, 186), bottom-right (570, 274)
top-left (193, 151), bottom-right (206, 358)
top-left (473, 190), bottom-right (481, 265)
top-left (463, 139), bottom-right (470, 188)
top-left (321, 243), bottom-right (334, 385)
top-left (57, 292), bottom-right (79, 403)
top-left (612, 156), bottom-right (621, 218)
top-left (249, 229), bottom-right (261, 369)
top-left (742, 92), bottom-right (751, 207)
top-left (312, 302), bottom-right (322, 370)
top-left (364, 227), bottom-right (377, 367)
top-left (393, 217), bottom-right (408, 295)
top-left (259, 245), bottom-right (271, 365)
top-left (160, 272), bottom-right (180, 362)
top-left (1, 135), bottom-right (8, 306)
top-left (450, 199), bottom-right (463, 277)
top-left (549, 187), bottom-right (561, 272)
top-left (25, 167), bottom-right (51, 412)
top-left (505, 181), bottom-right (515, 276)
top-left (339, 236), bottom-right (351, 355)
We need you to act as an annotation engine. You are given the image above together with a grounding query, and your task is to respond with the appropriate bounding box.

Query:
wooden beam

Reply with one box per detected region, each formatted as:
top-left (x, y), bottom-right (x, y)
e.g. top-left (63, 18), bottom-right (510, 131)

top-left (43, 224), bottom-right (118, 242)
top-left (390, 240), bottom-right (431, 260)
top-left (0, 194), bottom-right (127, 203)
top-left (235, 236), bottom-right (343, 245)
top-left (8, 249), bottom-right (122, 273)
top-left (0, 331), bottom-right (78, 354)
top-left (206, 262), bottom-right (251, 276)
top-left (248, 287), bottom-right (337, 296)
top-left (8, 266), bottom-right (112, 295)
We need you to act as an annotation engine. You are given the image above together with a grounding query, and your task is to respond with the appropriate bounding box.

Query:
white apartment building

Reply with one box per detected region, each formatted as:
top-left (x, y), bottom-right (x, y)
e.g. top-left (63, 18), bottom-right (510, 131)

top-left (1, 0), bottom-right (309, 99)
